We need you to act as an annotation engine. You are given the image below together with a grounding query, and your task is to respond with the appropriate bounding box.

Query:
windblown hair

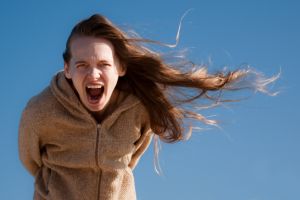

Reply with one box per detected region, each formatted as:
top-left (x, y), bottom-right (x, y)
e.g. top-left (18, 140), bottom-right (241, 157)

top-left (63, 14), bottom-right (278, 144)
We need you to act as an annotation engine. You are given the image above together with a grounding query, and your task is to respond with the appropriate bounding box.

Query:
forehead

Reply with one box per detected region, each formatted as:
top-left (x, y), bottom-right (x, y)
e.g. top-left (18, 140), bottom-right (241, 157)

top-left (70, 36), bottom-right (115, 61)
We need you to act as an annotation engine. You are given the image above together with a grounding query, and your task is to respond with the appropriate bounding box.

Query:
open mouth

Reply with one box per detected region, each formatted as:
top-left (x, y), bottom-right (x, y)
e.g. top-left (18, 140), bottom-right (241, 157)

top-left (86, 85), bottom-right (104, 104)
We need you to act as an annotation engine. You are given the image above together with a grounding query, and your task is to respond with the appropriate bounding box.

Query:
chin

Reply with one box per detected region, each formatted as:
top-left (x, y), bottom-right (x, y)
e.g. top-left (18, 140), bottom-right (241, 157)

top-left (81, 100), bottom-right (103, 111)
top-left (87, 105), bottom-right (104, 112)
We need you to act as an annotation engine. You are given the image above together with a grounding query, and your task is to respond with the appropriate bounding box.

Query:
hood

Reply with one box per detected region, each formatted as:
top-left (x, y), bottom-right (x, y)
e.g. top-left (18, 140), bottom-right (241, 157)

top-left (49, 71), bottom-right (141, 126)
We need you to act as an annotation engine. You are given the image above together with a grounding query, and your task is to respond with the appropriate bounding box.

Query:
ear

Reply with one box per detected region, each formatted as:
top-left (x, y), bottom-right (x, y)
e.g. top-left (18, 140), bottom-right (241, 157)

top-left (64, 62), bottom-right (72, 79)
top-left (118, 64), bottom-right (126, 77)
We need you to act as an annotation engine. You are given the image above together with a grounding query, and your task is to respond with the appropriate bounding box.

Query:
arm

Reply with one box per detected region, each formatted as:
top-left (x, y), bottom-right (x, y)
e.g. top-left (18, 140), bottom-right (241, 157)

top-left (18, 103), bottom-right (42, 176)
top-left (128, 128), bottom-right (152, 170)
top-left (128, 104), bottom-right (153, 170)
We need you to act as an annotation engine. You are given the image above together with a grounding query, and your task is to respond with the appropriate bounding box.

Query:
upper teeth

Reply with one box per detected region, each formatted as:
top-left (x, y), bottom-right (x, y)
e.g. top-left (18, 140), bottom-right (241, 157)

top-left (87, 85), bottom-right (103, 89)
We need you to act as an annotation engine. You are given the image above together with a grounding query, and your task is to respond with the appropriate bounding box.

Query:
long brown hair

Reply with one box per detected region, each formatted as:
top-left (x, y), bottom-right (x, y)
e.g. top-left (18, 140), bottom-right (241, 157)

top-left (63, 14), bottom-right (278, 144)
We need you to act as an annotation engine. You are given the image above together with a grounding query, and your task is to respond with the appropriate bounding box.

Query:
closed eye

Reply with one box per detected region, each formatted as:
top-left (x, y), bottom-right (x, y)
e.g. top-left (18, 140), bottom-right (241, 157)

top-left (98, 63), bottom-right (111, 68)
top-left (97, 60), bottom-right (112, 67)
top-left (76, 63), bottom-right (88, 68)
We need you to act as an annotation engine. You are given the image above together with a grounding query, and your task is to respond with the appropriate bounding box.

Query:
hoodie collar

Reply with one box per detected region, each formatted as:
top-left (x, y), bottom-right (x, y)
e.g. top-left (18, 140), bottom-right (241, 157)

top-left (50, 71), bottom-right (140, 126)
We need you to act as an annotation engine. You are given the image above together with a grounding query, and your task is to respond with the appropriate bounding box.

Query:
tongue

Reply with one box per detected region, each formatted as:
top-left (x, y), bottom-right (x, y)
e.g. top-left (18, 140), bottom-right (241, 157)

top-left (87, 87), bottom-right (104, 102)
top-left (89, 88), bottom-right (101, 96)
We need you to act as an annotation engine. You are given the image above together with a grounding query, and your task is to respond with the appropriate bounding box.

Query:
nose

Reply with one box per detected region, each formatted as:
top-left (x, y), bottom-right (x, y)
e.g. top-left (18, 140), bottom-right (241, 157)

top-left (88, 67), bottom-right (101, 79)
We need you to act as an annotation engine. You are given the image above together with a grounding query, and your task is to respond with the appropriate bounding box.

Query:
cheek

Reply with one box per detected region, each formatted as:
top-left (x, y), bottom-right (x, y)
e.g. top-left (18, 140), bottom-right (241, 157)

top-left (110, 71), bottom-right (120, 82)
top-left (70, 73), bottom-right (84, 93)
top-left (103, 71), bottom-right (119, 90)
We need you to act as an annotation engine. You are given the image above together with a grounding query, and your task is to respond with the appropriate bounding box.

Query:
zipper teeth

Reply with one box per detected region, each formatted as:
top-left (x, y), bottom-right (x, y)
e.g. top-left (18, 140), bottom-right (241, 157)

top-left (96, 124), bottom-right (101, 200)
top-left (97, 170), bottom-right (102, 200)
top-left (95, 125), bottom-right (100, 167)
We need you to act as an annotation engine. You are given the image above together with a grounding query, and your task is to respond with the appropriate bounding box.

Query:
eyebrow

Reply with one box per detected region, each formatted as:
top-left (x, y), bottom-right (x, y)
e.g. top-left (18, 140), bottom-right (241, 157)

top-left (74, 60), bottom-right (111, 65)
top-left (74, 60), bottom-right (87, 65)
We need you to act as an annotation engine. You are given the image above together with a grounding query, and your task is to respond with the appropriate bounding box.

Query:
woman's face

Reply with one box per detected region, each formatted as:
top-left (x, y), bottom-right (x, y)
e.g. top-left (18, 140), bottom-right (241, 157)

top-left (64, 36), bottom-right (125, 112)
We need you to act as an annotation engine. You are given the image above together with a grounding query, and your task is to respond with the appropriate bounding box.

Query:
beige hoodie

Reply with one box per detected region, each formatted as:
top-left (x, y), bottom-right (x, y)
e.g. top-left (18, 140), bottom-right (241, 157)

top-left (19, 71), bottom-right (153, 200)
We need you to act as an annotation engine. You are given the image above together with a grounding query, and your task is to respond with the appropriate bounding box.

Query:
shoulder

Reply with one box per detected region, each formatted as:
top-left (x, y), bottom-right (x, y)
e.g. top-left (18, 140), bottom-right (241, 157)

top-left (120, 92), bottom-right (150, 128)
top-left (24, 87), bottom-right (56, 116)
top-left (20, 86), bottom-right (59, 129)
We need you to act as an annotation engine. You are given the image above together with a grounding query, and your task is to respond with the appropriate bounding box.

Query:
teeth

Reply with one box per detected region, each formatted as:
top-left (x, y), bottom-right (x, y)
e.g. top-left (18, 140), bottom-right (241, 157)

top-left (86, 85), bottom-right (103, 89)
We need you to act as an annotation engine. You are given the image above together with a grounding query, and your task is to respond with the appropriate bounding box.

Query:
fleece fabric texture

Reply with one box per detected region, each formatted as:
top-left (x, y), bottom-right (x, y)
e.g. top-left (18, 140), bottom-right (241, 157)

top-left (19, 71), bottom-right (153, 200)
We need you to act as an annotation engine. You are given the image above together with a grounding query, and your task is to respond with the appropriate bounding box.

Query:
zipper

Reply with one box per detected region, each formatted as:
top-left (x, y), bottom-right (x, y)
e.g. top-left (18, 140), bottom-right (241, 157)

top-left (95, 124), bottom-right (101, 200)
top-left (95, 124), bottom-right (101, 167)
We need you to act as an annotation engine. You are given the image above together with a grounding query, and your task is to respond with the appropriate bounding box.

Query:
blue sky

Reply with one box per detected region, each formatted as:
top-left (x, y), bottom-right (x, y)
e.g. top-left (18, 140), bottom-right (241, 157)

top-left (1, 0), bottom-right (299, 199)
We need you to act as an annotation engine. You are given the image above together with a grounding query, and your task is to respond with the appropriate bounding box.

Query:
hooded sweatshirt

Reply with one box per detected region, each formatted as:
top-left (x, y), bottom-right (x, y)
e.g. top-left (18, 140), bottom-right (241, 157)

top-left (19, 71), bottom-right (153, 200)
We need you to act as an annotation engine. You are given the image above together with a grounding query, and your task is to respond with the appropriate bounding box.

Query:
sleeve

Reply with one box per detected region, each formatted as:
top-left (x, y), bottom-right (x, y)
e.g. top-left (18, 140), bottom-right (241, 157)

top-left (128, 105), bottom-right (153, 170)
top-left (128, 128), bottom-right (152, 170)
top-left (18, 103), bottom-right (42, 176)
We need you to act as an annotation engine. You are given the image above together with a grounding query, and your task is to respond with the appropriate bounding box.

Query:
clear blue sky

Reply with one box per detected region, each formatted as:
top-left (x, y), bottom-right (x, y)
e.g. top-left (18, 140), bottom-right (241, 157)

top-left (1, 0), bottom-right (299, 199)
